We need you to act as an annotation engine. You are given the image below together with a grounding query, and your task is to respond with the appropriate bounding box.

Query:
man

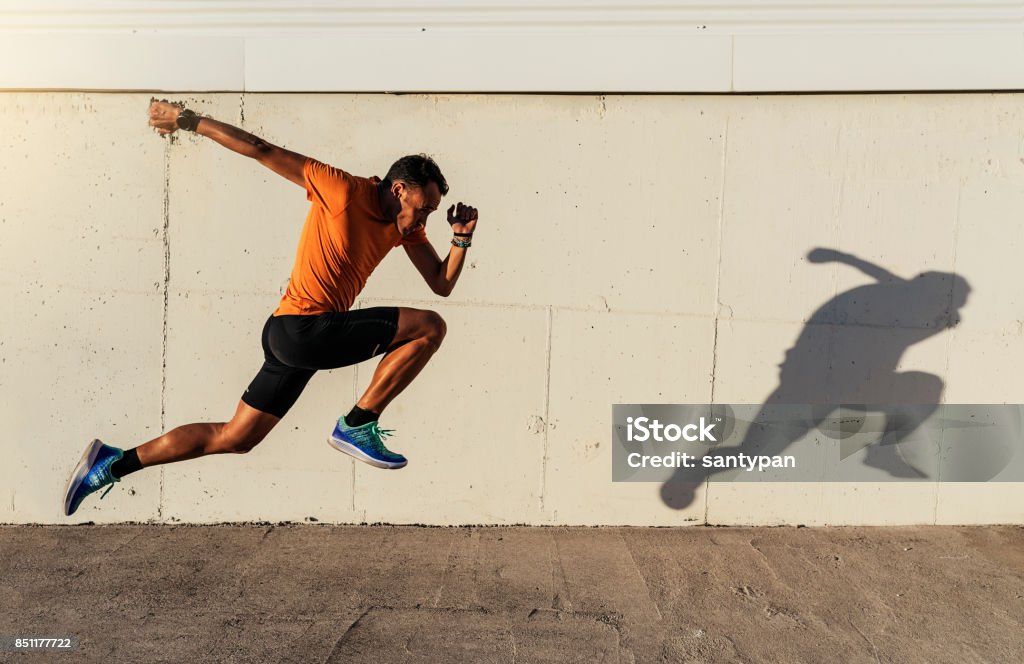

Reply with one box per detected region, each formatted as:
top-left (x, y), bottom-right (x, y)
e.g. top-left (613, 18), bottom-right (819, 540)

top-left (63, 100), bottom-right (478, 516)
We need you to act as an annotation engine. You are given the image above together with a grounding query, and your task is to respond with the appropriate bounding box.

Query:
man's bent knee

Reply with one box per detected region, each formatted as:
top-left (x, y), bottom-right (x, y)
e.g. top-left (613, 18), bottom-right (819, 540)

top-left (215, 427), bottom-right (267, 454)
top-left (424, 310), bottom-right (447, 348)
top-left (213, 402), bottom-right (280, 454)
top-left (394, 308), bottom-right (447, 350)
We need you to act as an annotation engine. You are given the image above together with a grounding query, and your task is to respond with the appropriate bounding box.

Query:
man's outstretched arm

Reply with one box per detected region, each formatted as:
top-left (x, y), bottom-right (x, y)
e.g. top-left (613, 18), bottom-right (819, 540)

top-left (807, 247), bottom-right (901, 283)
top-left (148, 99), bottom-right (307, 187)
top-left (405, 202), bottom-right (479, 297)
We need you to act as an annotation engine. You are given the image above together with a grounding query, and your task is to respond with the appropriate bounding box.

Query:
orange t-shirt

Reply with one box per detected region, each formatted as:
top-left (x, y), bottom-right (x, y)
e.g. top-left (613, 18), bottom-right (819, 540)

top-left (273, 159), bottom-right (429, 316)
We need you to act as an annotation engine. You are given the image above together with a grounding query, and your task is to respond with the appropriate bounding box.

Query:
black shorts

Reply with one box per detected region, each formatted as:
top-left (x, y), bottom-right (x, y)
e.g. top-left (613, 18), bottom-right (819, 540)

top-left (241, 307), bottom-right (400, 418)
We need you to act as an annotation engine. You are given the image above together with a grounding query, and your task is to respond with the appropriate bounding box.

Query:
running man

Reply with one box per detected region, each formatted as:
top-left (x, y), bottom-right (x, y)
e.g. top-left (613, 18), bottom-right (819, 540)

top-left (63, 100), bottom-right (478, 516)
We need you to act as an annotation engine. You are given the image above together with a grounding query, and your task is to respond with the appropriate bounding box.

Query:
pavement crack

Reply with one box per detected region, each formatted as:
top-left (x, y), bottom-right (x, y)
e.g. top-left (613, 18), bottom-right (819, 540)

top-left (324, 607), bottom-right (373, 663)
top-left (431, 537), bottom-right (458, 608)
top-left (234, 528), bottom-right (274, 602)
top-left (622, 534), bottom-right (662, 621)
top-left (858, 588), bottom-right (900, 627)
top-left (849, 619), bottom-right (882, 664)
top-left (286, 619), bottom-right (316, 651)
top-left (109, 531), bottom-right (144, 558)
top-left (550, 531), bottom-right (572, 611)
top-left (747, 538), bottom-right (795, 594)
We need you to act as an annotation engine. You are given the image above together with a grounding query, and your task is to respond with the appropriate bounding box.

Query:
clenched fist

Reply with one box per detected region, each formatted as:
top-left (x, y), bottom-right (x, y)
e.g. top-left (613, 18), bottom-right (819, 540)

top-left (148, 99), bottom-right (183, 135)
top-left (447, 202), bottom-right (479, 236)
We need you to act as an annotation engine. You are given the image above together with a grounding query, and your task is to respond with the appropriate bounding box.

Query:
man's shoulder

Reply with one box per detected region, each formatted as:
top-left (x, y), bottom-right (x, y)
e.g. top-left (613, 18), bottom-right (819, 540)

top-left (345, 173), bottom-right (378, 202)
top-left (347, 172), bottom-right (378, 187)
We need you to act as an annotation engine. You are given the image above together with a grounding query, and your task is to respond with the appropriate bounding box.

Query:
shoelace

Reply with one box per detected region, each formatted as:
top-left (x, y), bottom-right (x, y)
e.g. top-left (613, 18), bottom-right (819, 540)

top-left (363, 423), bottom-right (398, 455)
top-left (94, 456), bottom-right (120, 500)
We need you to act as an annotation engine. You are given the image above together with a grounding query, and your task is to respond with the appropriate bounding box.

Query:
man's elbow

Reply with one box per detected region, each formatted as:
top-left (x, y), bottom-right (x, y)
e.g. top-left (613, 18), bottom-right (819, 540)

top-left (433, 281), bottom-right (453, 298)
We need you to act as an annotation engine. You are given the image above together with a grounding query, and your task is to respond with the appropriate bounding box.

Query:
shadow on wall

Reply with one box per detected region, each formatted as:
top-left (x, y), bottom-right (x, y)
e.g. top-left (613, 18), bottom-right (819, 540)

top-left (661, 248), bottom-right (971, 509)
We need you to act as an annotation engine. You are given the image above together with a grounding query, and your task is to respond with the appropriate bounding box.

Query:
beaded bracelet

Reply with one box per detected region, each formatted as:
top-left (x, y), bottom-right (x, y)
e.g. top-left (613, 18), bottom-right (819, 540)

top-left (451, 237), bottom-right (472, 248)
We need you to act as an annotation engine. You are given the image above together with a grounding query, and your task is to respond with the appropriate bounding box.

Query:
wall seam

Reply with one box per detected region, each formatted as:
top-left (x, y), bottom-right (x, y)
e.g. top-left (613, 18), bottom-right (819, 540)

top-left (705, 115), bottom-right (730, 525)
top-left (352, 301), bottom-right (360, 516)
top-left (729, 35), bottom-right (736, 92)
top-left (539, 306), bottom-right (553, 519)
top-left (935, 183), bottom-right (965, 523)
top-left (158, 133), bottom-right (172, 520)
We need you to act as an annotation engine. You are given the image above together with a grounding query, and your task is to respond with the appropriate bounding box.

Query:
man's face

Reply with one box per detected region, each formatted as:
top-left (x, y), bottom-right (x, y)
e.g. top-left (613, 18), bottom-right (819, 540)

top-left (394, 181), bottom-right (442, 236)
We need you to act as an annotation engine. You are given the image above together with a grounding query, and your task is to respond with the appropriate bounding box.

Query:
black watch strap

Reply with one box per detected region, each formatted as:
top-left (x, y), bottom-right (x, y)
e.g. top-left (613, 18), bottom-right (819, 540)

top-left (176, 109), bottom-right (201, 132)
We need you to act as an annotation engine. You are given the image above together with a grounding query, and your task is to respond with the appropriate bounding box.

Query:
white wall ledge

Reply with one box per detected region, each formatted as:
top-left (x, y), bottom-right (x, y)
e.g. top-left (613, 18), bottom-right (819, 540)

top-left (1, 2), bottom-right (1022, 92)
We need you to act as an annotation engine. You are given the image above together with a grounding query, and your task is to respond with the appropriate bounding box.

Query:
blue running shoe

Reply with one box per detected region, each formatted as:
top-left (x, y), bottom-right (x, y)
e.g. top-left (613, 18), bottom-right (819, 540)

top-left (63, 439), bottom-right (123, 516)
top-left (328, 418), bottom-right (407, 469)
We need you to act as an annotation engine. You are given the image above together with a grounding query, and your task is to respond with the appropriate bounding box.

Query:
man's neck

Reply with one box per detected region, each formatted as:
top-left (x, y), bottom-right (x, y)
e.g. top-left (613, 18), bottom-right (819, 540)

top-left (376, 180), bottom-right (399, 222)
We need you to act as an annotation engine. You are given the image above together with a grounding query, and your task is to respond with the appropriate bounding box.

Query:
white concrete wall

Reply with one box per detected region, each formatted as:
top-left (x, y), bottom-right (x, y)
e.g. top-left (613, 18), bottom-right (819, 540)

top-left (2, 92), bottom-right (1023, 525)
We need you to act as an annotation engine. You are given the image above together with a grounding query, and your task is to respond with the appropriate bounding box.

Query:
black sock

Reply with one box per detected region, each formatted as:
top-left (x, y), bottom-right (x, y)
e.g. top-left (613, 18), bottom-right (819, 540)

top-left (345, 406), bottom-right (380, 427)
top-left (110, 448), bottom-right (143, 479)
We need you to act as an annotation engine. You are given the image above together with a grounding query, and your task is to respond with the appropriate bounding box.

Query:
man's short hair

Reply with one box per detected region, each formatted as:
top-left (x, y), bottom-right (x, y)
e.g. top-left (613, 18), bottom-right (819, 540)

top-left (384, 154), bottom-right (449, 196)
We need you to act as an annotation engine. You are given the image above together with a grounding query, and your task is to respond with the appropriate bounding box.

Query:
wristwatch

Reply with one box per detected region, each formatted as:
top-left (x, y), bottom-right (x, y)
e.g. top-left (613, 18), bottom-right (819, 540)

top-left (175, 109), bottom-right (201, 132)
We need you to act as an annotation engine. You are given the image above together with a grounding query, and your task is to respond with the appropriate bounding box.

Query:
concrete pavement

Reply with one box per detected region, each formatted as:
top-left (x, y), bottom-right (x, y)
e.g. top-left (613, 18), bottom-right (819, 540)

top-left (1, 524), bottom-right (1022, 663)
